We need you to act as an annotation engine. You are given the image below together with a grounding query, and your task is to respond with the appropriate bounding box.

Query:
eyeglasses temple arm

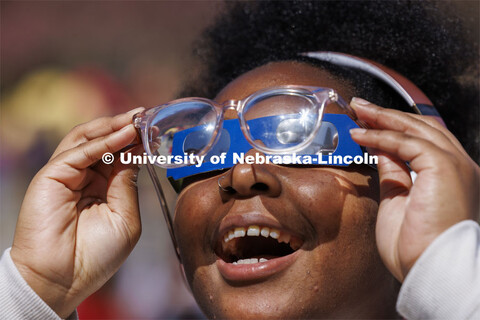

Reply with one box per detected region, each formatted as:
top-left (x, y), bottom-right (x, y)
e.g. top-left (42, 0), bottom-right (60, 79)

top-left (146, 161), bottom-right (182, 262)
top-left (133, 112), bottom-right (182, 261)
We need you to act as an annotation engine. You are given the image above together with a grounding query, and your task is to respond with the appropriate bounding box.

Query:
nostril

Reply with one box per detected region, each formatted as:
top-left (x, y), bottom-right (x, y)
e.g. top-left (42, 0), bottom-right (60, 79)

top-left (251, 182), bottom-right (269, 192)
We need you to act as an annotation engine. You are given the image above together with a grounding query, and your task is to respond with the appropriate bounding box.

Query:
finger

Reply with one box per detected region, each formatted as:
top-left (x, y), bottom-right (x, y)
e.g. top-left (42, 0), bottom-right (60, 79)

top-left (91, 159), bottom-right (115, 182)
top-left (53, 124), bottom-right (137, 172)
top-left (350, 128), bottom-right (451, 174)
top-left (91, 140), bottom-right (145, 181)
top-left (41, 163), bottom-right (97, 191)
top-left (51, 107), bottom-right (144, 159)
top-left (81, 145), bottom-right (144, 213)
top-left (350, 98), bottom-right (459, 155)
top-left (79, 170), bottom-right (109, 200)
top-left (106, 145), bottom-right (144, 241)
top-left (408, 113), bottom-right (468, 156)
top-left (371, 148), bottom-right (412, 200)
top-left (76, 173), bottom-right (109, 211)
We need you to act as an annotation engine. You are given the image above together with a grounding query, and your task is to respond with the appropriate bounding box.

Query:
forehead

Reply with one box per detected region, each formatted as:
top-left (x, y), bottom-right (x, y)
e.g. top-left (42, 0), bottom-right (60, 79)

top-left (214, 61), bottom-right (354, 103)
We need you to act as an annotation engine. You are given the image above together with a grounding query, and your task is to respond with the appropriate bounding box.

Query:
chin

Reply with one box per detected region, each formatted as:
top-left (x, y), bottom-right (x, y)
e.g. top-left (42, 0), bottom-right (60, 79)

top-left (182, 239), bottom-right (399, 319)
top-left (189, 262), bottom-right (318, 320)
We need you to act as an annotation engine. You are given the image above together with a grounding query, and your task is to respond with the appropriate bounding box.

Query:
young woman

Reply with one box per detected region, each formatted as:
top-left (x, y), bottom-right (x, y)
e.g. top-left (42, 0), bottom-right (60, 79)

top-left (1, 1), bottom-right (479, 319)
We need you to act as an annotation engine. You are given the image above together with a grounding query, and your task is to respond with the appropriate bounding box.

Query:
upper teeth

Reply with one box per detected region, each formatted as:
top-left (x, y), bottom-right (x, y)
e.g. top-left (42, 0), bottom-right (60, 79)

top-left (222, 225), bottom-right (300, 250)
top-left (224, 225), bottom-right (281, 242)
top-left (233, 258), bottom-right (268, 265)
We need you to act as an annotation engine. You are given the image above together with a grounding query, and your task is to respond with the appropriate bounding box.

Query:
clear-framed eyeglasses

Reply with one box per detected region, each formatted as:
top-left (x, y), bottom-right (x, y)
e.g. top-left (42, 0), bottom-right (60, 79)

top-left (132, 85), bottom-right (365, 260)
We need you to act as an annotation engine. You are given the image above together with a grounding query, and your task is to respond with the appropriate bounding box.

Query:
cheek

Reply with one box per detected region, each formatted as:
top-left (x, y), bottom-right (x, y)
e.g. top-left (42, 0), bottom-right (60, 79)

top-left (279, 171), bottom-right (348, 245)
top-left (310, 192), bottom-right (382, 310)
top-left (284, 168), bottom-right (378, 245)
top-left (277, 170), bottom-right (384, 309)
top-left (174, 179), bottom-right (222, 270)
top-left (341, 194), bottom-right (380, 274)
top-left (317, 195), bottom-right (383, 305)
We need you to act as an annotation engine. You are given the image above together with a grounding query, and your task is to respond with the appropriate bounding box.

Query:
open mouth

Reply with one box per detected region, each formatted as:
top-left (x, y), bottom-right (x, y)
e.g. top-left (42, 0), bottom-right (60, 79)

top-left (214, 224), bottom-right (304, 281)
top-left (216, 225), bottom-right (303, 264)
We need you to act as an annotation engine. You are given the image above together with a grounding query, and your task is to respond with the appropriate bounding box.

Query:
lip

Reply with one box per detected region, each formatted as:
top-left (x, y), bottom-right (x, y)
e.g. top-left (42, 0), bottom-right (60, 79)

top-left (215, 212), bottom-right (301, 243)
top-left (216, 249), bottom-right (301, 282)
top-left (214, 212), bottom-right (304, 282)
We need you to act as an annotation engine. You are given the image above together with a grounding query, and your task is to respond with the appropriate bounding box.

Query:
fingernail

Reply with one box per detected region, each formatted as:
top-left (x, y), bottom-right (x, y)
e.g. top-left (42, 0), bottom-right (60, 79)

top-left (350, 128), bottom-right (367, 135)
top-left (127, 107), bottom-right (145, 116)
top-left (351, 97), bottom-right (372, 106)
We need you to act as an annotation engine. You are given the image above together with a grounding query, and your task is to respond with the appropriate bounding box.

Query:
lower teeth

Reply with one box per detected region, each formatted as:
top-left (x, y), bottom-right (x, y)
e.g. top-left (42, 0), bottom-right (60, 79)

top-left (233, 258), bottom-right (268, 265)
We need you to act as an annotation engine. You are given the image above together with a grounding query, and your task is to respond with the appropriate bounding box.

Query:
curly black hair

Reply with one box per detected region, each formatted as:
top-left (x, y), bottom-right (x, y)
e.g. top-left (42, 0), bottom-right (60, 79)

top-left (183, 0), bottom-right (479, 162)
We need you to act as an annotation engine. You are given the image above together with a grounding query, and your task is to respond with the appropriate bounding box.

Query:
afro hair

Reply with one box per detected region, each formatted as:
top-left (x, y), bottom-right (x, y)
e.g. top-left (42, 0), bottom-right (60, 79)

top-left (184, 1), bottom-right (479, 162)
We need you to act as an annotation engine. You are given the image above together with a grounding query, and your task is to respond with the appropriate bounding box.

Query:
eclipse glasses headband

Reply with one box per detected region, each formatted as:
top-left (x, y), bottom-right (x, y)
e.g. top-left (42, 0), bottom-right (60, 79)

top-left (302, 52), bottom-right (444, 125)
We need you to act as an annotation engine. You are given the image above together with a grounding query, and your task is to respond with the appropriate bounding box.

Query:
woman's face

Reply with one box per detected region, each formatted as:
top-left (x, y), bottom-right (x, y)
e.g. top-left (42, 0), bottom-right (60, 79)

top-left (174, 61), bottom-right (398, 319)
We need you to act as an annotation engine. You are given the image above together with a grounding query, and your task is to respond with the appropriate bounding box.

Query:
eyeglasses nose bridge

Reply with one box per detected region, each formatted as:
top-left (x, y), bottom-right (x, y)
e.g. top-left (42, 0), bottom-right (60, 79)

top-left (222, 99), bottom-right (241, 111)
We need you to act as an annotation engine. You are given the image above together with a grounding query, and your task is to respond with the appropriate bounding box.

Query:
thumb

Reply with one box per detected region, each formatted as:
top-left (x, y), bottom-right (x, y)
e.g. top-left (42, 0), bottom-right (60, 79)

top-left (106, 145), bottom-right (144, 237)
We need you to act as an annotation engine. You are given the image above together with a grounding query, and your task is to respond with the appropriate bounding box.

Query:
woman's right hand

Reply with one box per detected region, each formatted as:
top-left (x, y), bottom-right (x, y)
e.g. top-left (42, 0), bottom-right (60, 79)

top-left (10, 108), bottom-right (144, 318)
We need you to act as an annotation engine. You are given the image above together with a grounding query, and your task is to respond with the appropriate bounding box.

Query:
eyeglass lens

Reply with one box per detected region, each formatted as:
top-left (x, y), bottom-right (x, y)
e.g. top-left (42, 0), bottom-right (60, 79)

top-left (147, 92), bottom-right (338, 164)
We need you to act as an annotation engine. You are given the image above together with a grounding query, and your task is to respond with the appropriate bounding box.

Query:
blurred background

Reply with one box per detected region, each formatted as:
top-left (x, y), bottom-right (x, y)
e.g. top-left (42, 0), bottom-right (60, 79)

top-left (1, 1), bottom-right (222, 318)
top-left (0, 1), bottom-right (478, 319)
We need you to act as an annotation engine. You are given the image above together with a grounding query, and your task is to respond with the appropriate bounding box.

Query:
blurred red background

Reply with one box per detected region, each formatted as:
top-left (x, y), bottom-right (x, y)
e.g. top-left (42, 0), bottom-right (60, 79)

top-left (1, 1), bottom-right (221, 319)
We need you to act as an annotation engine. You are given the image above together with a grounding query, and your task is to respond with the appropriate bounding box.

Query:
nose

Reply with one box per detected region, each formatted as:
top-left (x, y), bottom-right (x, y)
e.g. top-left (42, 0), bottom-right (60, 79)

top-left (217, 149), bottom-right (282, 198)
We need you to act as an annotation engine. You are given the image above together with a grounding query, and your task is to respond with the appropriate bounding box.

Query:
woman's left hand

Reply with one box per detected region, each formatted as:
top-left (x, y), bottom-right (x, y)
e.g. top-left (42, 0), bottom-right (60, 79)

top-left (349, 97), bottom-right (480, 282)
